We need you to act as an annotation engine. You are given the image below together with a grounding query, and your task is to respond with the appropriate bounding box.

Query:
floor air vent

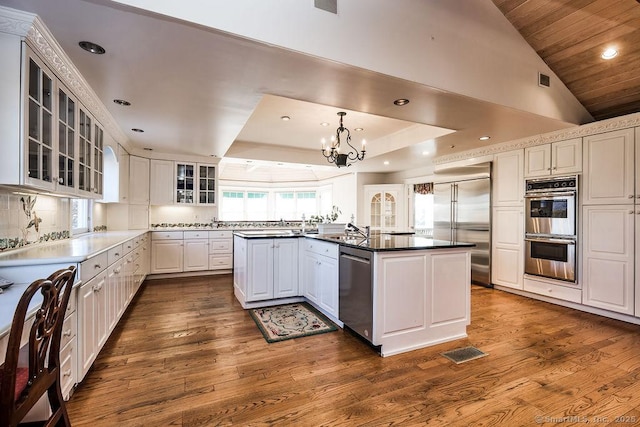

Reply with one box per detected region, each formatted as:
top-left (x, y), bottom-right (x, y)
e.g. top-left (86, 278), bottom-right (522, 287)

top-left (441, 346), bottom-right (488, 364)
top-left (315, 0), bottom-right (337, 14)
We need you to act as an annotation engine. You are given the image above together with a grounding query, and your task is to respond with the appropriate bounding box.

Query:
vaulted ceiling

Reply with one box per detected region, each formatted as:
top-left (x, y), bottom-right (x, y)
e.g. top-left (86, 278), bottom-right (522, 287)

top-left (491, 0), bottom-right (640, 121)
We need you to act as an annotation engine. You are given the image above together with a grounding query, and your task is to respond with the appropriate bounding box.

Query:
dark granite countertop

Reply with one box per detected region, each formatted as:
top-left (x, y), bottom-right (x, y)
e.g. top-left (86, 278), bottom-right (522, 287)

top-left (307, 234), bottom-right (475, 252)
top-left (233, 231), bottom-right (474, 252)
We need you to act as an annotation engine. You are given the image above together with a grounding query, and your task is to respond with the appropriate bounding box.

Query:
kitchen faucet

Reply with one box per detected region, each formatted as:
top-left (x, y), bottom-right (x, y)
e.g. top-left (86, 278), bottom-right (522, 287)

top-left (346, 223), bottom-right (370, 239)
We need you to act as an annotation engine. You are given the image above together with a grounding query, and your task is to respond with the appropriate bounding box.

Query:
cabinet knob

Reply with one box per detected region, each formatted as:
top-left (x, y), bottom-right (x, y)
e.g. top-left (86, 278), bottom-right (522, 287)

top-left (630, 195), bottom-right (635, 199)
top-left (63, 369), bottom-right (72, 377)
top-left (629, 210), bottom-right (634, 215)
top-left (63, 329), bottom-right (72, 337)
top-left (115, 253), bottom-right (119, 256)
top-left (94, 264), bottom-right (101, 269)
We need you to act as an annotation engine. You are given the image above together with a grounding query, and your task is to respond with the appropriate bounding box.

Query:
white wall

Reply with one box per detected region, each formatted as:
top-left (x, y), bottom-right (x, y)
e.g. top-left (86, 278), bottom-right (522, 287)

top-left (114, 0), bottom-right (591, 124)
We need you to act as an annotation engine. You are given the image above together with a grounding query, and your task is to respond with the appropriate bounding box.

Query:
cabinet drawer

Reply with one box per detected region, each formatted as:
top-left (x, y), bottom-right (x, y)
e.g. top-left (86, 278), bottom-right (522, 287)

top-left (209, 254), bottom-right (233, 269)
top-left (123, 239), bottom-right (135, 253)
top-left (107, 244), bottom-right (123, 265)
top-left (523, 276), bottom-right (582, 303)
top-left (209, 239), bottom-right (232, 253)
top-left (80, 252), bottom-right (108, 283)
top-left (65, 288), bottom-right (77, 319)
top-left (209, 230), bottom-right (232, 239)
top-left (60, 338), bottom-right (75, 400)
top-left (60, 311), bottom-right (77, 350)
top-left (152, 231), bottom-right (184, 240)
top-left (184, 230), bottom-right (209, 239)
top-left (304, 239), bottom-right (338, 259)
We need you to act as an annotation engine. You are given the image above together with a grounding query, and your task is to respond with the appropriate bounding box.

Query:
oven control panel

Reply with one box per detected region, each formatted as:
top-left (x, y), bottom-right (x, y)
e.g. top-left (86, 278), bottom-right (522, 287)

top-left (525, 175), bottom-right (577, 193)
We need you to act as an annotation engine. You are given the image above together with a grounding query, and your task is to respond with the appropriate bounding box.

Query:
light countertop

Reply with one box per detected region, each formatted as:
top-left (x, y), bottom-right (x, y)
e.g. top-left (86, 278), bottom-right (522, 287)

top-left (0, 230), bottom-right (147, 267)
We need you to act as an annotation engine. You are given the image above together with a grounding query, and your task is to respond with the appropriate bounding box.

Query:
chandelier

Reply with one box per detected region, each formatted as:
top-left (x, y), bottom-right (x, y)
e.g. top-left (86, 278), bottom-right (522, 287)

top-left (321, 112), bottom-right (366, 167)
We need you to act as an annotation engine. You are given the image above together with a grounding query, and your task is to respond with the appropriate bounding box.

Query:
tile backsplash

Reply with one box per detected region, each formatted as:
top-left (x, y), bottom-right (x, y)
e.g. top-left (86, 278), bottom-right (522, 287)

top-left (0, 189), bottom-right (70, 251)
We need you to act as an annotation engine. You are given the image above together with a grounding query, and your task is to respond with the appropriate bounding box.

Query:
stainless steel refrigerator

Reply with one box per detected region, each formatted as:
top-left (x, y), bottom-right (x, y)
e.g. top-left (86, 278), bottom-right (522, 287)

top-left (433, 163), bottom-right (491, 287)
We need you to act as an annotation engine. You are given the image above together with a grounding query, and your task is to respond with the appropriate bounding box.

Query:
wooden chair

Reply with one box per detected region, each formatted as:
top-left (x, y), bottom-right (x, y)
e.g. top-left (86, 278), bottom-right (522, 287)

top-left (0, 266), bottom-right (77, 427)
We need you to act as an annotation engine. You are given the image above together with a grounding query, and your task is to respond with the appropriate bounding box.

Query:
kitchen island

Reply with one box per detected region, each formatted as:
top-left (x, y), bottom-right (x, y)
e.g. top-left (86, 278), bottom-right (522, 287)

top-left (234, 231), bottom-right (474, 357)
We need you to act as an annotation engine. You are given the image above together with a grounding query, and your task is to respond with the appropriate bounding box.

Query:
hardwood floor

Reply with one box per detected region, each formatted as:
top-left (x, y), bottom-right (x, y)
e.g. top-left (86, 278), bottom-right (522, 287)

top-left (67, 276), bottom-right (640, 426)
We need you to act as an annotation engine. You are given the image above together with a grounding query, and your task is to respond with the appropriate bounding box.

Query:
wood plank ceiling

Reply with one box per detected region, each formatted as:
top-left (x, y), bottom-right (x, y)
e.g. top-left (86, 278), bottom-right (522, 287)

top-left (491, 0), bottom-right (640, 121)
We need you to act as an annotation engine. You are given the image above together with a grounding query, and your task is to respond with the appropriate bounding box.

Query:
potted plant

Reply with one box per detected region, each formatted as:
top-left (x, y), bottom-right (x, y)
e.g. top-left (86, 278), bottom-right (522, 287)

top-left (309, 206), bottom-right (345, 234)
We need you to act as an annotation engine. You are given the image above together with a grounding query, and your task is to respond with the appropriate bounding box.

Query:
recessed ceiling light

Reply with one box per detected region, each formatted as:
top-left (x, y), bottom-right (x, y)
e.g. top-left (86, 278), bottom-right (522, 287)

top-left (280, 115), bottom-right (290, 121)
top-left (383, 161), bottom-right (390, 165)
top-left (393, 98), bottom-right (410, 106)
top-left (354, 127), bottom-right (364, 132)
top-left (601, 47), bottom-right (618, 60)
top-left (422, 151), bottom-right (430, 155)
top-left (78, 41), bottom-right (105, 54)
top-left (479, 136), bottom-right (491, 141)
top-left (113, 99), bottom-right (131, 106)
top-left (320, 122), bottom-right (330, 127)
top-left (131, 128), bottom-right (144, 133)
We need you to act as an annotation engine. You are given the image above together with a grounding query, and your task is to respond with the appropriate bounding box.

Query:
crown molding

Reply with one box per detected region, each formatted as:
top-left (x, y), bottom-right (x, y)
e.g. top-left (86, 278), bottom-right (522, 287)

top-left (0, 5), bottom-right (129, 149)
top-left (434, 112), bottom-right (640, 165)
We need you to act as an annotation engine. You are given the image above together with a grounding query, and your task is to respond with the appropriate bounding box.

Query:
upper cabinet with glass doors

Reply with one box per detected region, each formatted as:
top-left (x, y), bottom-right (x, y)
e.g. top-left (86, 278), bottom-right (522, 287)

top-left (0, 33), bottom-right (107, 198)
top-left (198, 164), bottom-right (216, 205)
top-left (173, 162), bottom-right (217, 205)
top-left (25, 55), bottom-right (55, 190)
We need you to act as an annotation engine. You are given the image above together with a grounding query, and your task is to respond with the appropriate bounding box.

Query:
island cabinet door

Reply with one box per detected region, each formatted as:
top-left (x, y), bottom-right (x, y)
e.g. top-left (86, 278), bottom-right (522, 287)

top-left (273, 238), bottom-right (299, 298)
top-left (318, 255), bottom-right (338, 319)
top-left (247, 239), bottom-right (274, 301)
top-left (301, 251), bottom-right (320, 304)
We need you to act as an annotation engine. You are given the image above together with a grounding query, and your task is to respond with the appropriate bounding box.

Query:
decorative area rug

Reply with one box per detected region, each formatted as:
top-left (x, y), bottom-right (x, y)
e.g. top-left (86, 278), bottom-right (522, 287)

top-left (441, 346), bottom-right (489, 364)
top-left (249, 302), bottom-right (338, 343)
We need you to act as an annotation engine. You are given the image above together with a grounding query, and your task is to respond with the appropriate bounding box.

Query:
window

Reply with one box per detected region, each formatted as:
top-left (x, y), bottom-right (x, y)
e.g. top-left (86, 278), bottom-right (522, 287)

top-left (246, 192), bottom-right (268, 220)
top-left (274, 191), bottom-right (317, 220)
top-left (71, 198), bottom-right (91, 234)
top-left (220, 188), bottom-right (322, 221)
top-left (414, 193), bottom-right (434, 236)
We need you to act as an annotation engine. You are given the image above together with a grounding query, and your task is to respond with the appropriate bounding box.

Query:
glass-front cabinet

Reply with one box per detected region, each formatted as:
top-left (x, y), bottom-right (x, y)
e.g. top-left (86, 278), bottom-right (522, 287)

top-left (57, 86), bottom-right (76, 191)
top-left (7, 45), bottom-right (106, 198)
top-left (78, 108), bottom-right (92, 194)
top-left (93, 123), bottom-right (104, 196)
top-left (198, 164), bottom-right (216, 205)
top-left (175, 162), bottom-right (195, 204)
top-left (364, 184), bottom-right (407, 232)
top-left (25, 55), bottom-right (54, 190)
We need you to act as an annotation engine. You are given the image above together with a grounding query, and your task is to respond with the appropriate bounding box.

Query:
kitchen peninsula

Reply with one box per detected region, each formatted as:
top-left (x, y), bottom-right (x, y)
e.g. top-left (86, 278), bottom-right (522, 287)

top-left (233, 231), bottom-right (474, 357)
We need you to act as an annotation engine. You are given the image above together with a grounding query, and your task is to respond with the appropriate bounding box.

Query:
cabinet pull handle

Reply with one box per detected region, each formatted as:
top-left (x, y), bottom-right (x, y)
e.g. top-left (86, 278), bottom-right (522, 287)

top-left (94, 264), bottom-right (101, 269)
top-left (630, 195), bottom-right (635, 199)
top-left (63, 369), bottom-right (72, 377)
top-left (115, 252), bottom-right (119, 256)
top-left (629, 210), bottom-right (634, 214)
top-left (63, 329), bottom-right (72, 337)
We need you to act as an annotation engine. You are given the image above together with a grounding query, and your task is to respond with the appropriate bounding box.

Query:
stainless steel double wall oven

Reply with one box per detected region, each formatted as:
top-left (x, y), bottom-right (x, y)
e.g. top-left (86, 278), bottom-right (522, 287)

top-left (524, 175), bottom-right (578, 282)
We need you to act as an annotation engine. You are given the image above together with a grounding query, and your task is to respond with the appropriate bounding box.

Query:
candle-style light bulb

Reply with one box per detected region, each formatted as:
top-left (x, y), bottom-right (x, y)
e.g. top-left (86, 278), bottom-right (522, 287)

top-left (362, 139), bottom-right (366, 151)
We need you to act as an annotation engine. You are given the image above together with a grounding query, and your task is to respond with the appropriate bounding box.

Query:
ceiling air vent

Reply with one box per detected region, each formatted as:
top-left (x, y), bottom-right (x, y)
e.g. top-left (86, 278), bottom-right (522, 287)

top-left (315, 0), bottom-right (337, 14)
top-left (538, 72), bottom-right (550, 88)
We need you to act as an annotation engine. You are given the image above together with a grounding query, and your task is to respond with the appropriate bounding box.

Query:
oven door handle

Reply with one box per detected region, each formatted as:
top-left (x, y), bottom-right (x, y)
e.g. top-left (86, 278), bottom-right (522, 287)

top-left (524, 191), bottom-right (576, 198)
top-left (525, 237), bottom-right (576, 245)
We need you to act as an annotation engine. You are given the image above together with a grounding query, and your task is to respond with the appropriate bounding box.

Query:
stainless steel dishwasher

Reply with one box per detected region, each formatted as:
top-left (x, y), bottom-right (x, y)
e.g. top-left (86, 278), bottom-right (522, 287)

top-left (339, 246), bottom-right (374, 344)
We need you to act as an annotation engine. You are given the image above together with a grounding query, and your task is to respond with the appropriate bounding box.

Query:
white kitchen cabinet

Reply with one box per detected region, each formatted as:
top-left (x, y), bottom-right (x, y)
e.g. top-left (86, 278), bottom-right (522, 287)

top-left (118, 147), bottom-right (129, 203)
top-left (151, 231), bottom-right (184, 274)
top-left (78, 270), bottom-right (107, 380)
top-left (364, 184), bottom-right (407, 232)
top-left (150, 159), bottom-right (175, 205)
top-left (301, 238), bottom-right (339, 320)
top-left (183, 231), bottom-right (209, 272)
top-left (129, 155), bottom-right (150, 205)
top-left (245, 238), bottom-right (299, 302)
top-left (175, 162), bottom-right (196, 204)
top-left (233, 235), bottom-right (247, 300)
top-left (582, 205), bottom-right (635, 315)
top-left (209, 230), bottom-right (233, 270)
top-left (583, 128), bottom-right (635, 205)
top-left (56, 84), bottom-right (78, 194)
top-left (524, 138), bottom-right (582, 178)
top-left (493, 149), bottom-right (524, 206)
top-left (491, 206), bottom-right (524, 289)
top-left (106, 258), bottom-right (124, 333)
top-left (197, 163), bottom-right (217, 205)
top-left (0, 31), bottom-right (110, 197)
